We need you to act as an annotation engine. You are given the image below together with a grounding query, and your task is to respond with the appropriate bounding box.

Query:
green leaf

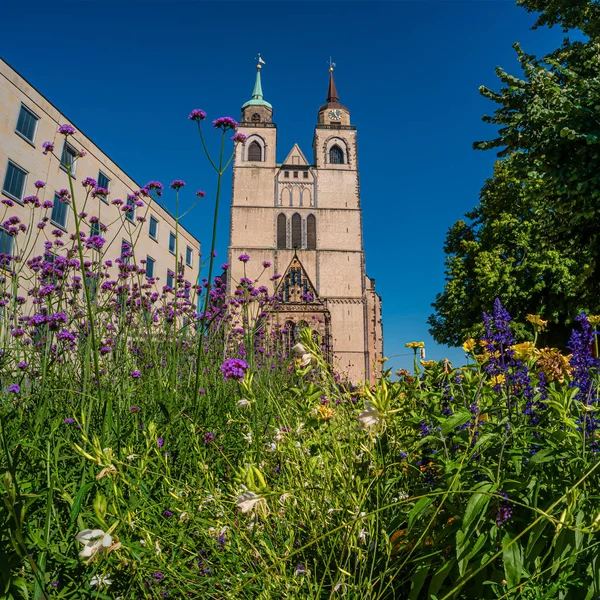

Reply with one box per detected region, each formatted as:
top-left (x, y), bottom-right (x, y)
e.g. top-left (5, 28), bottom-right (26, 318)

top-left (440, 409), bottom-right (472, 436)
top-left (428, 558), bottom-right (456, 598)
top-left (408, 561), bottom-right (429, 600)
top-left (462, 482), bottom-right (495, 535)
top-left (408, 497), bottom-right (434, 532)
top-left (70, 481), bottom-right (94, 526)
top-left (502, 531), bottom-right (523, 588)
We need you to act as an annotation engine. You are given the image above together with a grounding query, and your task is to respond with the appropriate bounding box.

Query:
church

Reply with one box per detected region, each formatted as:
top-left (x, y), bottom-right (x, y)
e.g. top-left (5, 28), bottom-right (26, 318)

top-left (228, 62), bottom-right (383, 383)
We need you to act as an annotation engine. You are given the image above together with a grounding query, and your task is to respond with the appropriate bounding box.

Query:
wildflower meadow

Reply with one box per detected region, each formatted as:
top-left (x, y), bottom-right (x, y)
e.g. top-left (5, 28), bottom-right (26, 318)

top-left (1, 112), bottom-right (600, 600)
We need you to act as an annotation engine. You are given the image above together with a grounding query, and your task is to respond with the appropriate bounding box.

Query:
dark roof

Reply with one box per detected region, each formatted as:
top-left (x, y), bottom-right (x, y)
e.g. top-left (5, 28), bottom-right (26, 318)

top-left (318, 69), bottom-right (348, 113)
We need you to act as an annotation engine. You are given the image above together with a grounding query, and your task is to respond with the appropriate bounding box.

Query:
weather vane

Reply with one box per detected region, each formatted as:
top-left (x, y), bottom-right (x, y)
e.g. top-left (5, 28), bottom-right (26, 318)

top-left (328, 56), bottom-right (336, 71)
top-left (256, 53), bottom-right (266, 69)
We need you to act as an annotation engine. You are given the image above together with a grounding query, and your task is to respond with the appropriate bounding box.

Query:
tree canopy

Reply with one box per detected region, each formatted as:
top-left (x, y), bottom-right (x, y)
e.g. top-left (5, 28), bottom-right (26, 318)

top-left (429, 0), bottom-right (600, 347)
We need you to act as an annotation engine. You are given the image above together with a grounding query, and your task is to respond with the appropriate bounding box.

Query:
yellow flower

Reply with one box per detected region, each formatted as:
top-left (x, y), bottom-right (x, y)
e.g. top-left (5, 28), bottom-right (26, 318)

top-left (488, 374), bottom-right (506, 387)
top-left (474, 354), bottom-right (487, 364)
top-left (462, 338), bottom-right (477, 353)
top-left (316, 404), bottom-right (335, 420)
top-left (510, 342), bottom-right (536, 361)
top-left (588, 315), bottom-right (600, 326)
top-left (536, 347), bottom-right (572, 383)
top-left (405, 341), bottom-right (425, 349)
top-left (377, 357), bottom-right (389, 363)
top-left (420, 360), bottom-right (437, 369)
top-left (526, 314), bottom-right (548, 331)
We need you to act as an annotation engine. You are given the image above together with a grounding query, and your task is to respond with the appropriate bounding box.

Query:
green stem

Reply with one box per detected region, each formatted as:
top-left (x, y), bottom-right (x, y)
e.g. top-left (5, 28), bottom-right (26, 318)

top-left (193, 130), bottom-right (226, 404)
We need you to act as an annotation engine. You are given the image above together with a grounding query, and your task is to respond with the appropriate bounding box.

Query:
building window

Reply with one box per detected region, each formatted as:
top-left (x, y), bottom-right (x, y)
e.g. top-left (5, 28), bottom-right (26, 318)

top-left (2, 161), bottom-right (28, 202)
top-left (60, 142), bottom-right (79, 176)
top-left (166, 269), bottom-right (174, 288)
top-left (90, 221), bottom-right (103, 238)
top-left (329, 145), bottom-right (344, 165)
top-left (146, 256), bottom-right (155, 278)
top-left (15, 105), bottom-right (39, 144)
top-left (121, 239), bottom-right (132, 264)
top-left (293, 171), bottom-right (298, 178)
top-left (303, 171), bottom-right (309, 179)
top-left (97, 171), bottom-right (110, 203)
top-left (307, 214), bottom-right (316, 250)
top-left (51, 193), bottom-right (69, 229)
top-left (251, 113), bottom-right (260, 123)
top-left (149, 216), bottom-right (158, 240)
top-left (284, 171), bottom-right (289, 178)
top-left (277, 213), bottom-right (286, 249)
top-left (185, 245), bottom-right (193, 267)
top-left (248, 141), bottom-right (262, 161)
top-left (169, 232), bottom-right (176, 254)
top-left (291, 213), bottom-right (301, 249)
top-left (125, 196), bottom-right (135, 222)
top-left (0, 228), bottom-right (14, 267)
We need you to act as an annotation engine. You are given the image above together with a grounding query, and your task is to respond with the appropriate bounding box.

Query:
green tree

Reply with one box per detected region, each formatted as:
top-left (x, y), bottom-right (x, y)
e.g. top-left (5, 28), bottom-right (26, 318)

top-left (429, 0), bottom-right (600, 347)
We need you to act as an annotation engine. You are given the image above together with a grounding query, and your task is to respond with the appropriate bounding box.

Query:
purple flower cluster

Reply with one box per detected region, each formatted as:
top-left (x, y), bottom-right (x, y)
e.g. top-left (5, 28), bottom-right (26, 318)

top-left (232, 133), bottom-right (247, 144)
top-left (42, 141), bottom-right (54, 155)
top-left (482, 299), bottom-right (515, 389)
top-left (57, 124), bottom-right (76, 136)
top-left (495, 493), bottom-right (513, 527)
top-left (220, 357), bottom-right (249, 382)
top-left (238, 254), bottom-right (250, 263)
top-left (170, 180), bottom-right (186, 190)
top-left (196, 190), bottom-right (206, 198)
top-left (213, 116), bottom-right (238, 131)
top-left (188, 109), bottom-right (207, 121)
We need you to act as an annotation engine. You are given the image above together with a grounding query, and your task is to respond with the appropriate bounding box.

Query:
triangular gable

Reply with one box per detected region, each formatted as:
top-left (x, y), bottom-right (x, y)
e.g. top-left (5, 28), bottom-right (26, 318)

top-left (282, 143), bottom-right (309, 167)
top-left (276, 253), bottom-right (323, 305)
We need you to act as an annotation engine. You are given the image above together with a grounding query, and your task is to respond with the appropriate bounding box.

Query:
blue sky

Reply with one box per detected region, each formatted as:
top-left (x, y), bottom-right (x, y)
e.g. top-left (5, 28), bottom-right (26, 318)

top-left (2, 1), bottom-right (571, 373)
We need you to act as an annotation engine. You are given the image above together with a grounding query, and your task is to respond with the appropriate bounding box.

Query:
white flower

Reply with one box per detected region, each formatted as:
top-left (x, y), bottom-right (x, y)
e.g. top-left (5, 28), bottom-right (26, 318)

top-left (265, 442), bottom-right (277, 453)
top-left (273, 428), bottom-right (284, 442)
top-left (90, 574), bottom-right (112, 587)
top-left (243, 432), bottom-right (253, 445)
top-left (179, 511), bottom-right (189, 521)
top-left (76, 529), bottom-right (112, 560)
top-left (237, 398), bottom-right (250, 409)
top-left (291, 343), bottom-right (306, 357)
top-left (236, 491), bottom-right (265, 514)
top-left (95, 464), bottom-right (117, 480)
top-left (126, 454), bottom-right (137, 461)
top-left (357, 401), bottom-right (381, 431)
top-left (358, 529), bottom-right (368, 544)
top-left (154, 539), bottom-right (162, 555)
top-left (300, 353), bottom-right (314, 367)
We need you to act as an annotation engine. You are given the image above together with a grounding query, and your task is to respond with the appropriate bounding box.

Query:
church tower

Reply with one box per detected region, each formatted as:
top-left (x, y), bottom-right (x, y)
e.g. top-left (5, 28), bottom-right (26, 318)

top-left (229, 62), bottom-right (383, 382)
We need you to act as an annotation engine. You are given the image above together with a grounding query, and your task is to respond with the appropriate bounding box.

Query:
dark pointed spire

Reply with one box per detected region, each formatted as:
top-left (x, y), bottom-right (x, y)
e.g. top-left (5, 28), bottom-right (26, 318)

top-left (327, 67), bottom-right (339, 104)
top-left (319, 64), bottom-right (347, 113)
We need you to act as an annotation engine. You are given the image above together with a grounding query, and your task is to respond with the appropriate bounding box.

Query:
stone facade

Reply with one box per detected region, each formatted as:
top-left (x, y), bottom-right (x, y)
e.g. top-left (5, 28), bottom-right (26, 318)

top-left (228, 66), bottom-right (383, 382)
top-left (0, 58), bottom-right (201, 299)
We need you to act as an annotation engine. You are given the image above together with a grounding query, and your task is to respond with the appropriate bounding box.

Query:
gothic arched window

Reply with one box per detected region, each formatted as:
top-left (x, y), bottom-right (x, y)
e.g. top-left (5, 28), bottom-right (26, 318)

top-left (284, 321), bottom-right (296, 354)
top-left (307, 214), bottom-right (316, 250)
top-left (329, 144), bottom-right (344, 164)
top-left (291, 213), bottom-right (302, 249)
top-left (251, 113), bottom-right (260, 123)
top-left (248, 141), bottom-right (262, 162)
top-left (277, 213), bottom-right (287, 249)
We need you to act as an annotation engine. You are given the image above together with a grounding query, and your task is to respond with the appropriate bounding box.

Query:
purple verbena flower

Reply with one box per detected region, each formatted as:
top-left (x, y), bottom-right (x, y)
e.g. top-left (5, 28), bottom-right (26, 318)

top-left (238, 254), bottom-right (250, 263)
top-left (57, 124), bottom-right (76, 136)
top-left (221, 357), bottom-right (249, 382)
top-left (188, 109), bottom-right (207, 121)
top-left (232, 132), bottom-right (247, 144)
top-left (213, 116), bottom-right (238, 131)
top-left (170, 180), bottom-right (185, 190)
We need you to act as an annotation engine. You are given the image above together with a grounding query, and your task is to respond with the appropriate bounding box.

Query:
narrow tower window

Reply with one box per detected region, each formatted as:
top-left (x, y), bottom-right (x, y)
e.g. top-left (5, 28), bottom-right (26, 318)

top-left (307, 214), bottom-right (316, 250)
top-left (291, 213), bottom-right (302, 249)
top-left (248, 141), bottom-right (262, 161)
top-left (329, 144), bottom-right (344, 165)
top-left (277, 213), bottom-right (287, 249)
top-left (251, 113), bottom-right (260, 123)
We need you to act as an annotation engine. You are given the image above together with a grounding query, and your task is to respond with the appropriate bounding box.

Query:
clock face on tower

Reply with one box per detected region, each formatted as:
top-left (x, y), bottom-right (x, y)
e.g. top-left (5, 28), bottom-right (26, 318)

top-left (328, 109), bottom-right (342, 121)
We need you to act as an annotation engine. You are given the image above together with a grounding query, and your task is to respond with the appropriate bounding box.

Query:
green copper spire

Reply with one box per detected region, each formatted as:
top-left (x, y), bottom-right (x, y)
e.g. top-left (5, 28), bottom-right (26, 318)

top-left (242, 58), bottom-right (272, 109)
